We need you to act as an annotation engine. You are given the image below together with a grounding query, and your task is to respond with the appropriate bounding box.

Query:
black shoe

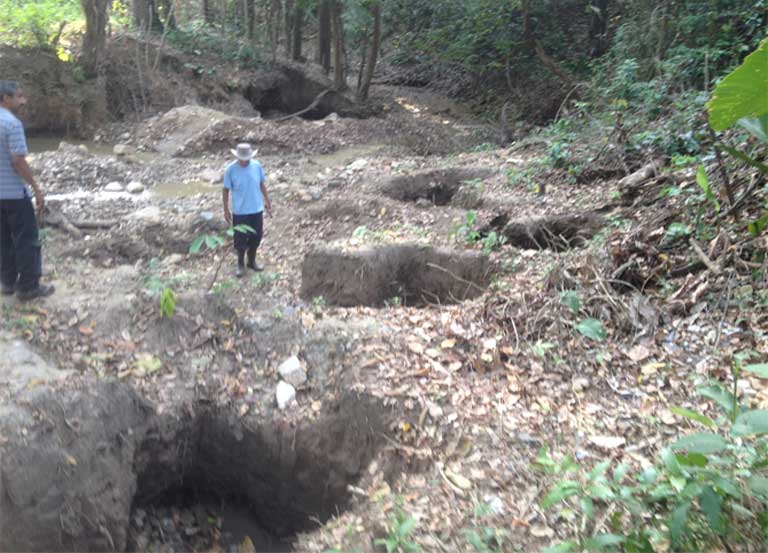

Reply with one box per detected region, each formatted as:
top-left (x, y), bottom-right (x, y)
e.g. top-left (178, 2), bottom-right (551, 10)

top-left (1, 285), bottom-right (14, 296)
top-left (17, 284), bottom-right (55, 301)
top-left (235, 264), bottom-right (245, 278)
top-left (247, 262), bottom-right (264, 272)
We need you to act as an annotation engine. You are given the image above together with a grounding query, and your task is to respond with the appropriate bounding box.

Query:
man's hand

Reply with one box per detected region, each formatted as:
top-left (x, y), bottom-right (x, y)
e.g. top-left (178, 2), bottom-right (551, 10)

top-left (265, 200), bottom-right (273, 218)
top-left (224, 209), bottom-right (232, 225)
top-left (33, 188), bottom-right (45, 217)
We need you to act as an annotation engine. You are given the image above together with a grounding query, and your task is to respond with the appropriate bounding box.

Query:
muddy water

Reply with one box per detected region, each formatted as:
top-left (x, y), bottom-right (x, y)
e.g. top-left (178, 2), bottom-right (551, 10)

top-left (152, 180), bottom-right (219, 198)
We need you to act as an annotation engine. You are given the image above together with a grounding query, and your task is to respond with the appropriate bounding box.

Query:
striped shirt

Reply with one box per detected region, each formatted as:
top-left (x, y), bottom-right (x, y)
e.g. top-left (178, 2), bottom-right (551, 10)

top-left (0, 107), bottom-right (29, 200)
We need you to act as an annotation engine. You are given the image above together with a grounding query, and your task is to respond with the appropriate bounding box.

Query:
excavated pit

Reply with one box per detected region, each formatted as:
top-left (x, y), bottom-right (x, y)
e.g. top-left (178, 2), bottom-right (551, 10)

top-left (0, 378), bottom-right (393, 553)
top-left (300, 244), bottom-right (491, 307)
top-left (129, 395), bottom-right (390, 552)
top-left (484, 212), bottom-right (604, 251)
top-left (379, 168), bottom-right (491, 207)
top-left (244, 67), bottom-right (367, 120)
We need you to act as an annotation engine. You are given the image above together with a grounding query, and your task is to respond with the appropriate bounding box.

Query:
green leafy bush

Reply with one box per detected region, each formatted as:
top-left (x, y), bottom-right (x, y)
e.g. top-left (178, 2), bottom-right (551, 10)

top-left (537, 356), bottom-right (768, 551)
top-left (0, 0), bottom-right (82, 48)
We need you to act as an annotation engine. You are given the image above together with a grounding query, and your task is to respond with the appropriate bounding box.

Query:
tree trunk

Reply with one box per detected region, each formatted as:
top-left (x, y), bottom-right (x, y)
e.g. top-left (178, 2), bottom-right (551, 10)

top-left (291, 3), bottom-right (304, 61)
top-left (269, 0), bottom-right (281, 63)
top-left (588, 0), bottom-right (609, 57)
top-left (202, 0), bottom-right (212, 23)
top-left (284, 0), bottom-right (294, 56)
top-left (317, 0), bottom-right (332, 73)
top-left (247, 0), bottom-right (255, 39)
top-left (331, 0), bottom-right (346, 90)
top-left (80, 0), bottom-right (110, 77)
top-left (132, 0), bottom-right (162, 32)
top-left (357, 2), bottom-right (380, 101)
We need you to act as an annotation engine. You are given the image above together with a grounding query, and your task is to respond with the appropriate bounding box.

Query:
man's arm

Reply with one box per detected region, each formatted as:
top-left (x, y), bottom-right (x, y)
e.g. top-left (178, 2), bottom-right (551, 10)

top-left (11, 154), bottom-right (44, 214)
top-left (222, 188), bottom-right (232, 225)
top-left (260, 181), bottom-right (272, 216)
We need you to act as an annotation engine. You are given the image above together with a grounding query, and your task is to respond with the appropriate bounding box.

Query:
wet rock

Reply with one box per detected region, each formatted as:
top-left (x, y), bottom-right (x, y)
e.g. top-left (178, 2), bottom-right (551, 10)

top-left (278, 356), bottom-right (307, 387)
top-left (58, 142), bottom-right (89, 155)
top-left (126, 181), bottom-right (145, 194)
top-left (347, 159), bottom-right (368, 172)
top-left (105, 181), bottom-right (124, 192)
top-left (129, 206), bottom-right (162, 224)
top-left (276, 380), bottom-right (297, 409)
top-left (113, 144), bottom-right (134, 156)
top-left (308, 186), bottom-right (323, 201)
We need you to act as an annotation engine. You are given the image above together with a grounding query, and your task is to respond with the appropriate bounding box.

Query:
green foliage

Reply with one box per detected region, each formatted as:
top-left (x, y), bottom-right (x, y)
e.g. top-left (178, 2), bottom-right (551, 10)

top-left (708, 38), bottom-right (768, 132)
top-left (575, 318), bottom-right (606, 342)
top-left (0, 0), bottom-right (81, 48)
top-left (463, 501), bottom-right (508, 553)
top-left (695, 166), bottom-right (720, 212)
top-left (559, 290), bottom-right (582, 314)
top-left (251, 271), bottom-right (280, 289)
top-left (189, 224), bottom-right (255, 255)
top-left (312, 295), bottom-right (327, 313)
top-left (480, 231), bottom-right (507, 254)
top-left (159, 287), bottom-right (176, 318)
top-left (537, 358), bottom-right (768, 551)
top-left (374, 506), bottom-right (421, 553)
top-left (453, 210), bottom-right (480, 245)
top-left (166, 20), bottom-right (265, 68)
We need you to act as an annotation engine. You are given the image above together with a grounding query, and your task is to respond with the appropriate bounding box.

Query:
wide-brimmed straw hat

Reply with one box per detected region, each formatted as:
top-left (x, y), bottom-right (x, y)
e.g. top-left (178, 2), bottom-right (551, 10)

top-left (231, 143), bottom-right (257, 160)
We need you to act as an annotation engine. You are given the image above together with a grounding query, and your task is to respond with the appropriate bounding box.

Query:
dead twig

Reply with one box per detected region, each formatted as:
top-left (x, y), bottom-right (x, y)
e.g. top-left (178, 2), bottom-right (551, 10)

top-left (691, 239), bottom-right (721, 275)
top-left (274, 90), bottom-right (331, 122)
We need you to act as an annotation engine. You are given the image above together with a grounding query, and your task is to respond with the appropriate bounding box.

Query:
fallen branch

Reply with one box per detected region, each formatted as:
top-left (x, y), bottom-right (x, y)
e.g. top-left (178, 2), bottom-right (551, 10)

top-left (618, 158), bottom-right (667, 190)
top-left (274, 90), bottom-right (331, 122)
top-left (691, 239), bottom-right (721, 275)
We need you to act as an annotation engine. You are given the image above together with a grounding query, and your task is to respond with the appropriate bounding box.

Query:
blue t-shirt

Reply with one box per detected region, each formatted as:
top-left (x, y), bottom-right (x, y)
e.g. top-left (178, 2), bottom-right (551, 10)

top-left (223, 160), bottom-right (265, 215)
top-left (0, 107), bottom-right (30, 200)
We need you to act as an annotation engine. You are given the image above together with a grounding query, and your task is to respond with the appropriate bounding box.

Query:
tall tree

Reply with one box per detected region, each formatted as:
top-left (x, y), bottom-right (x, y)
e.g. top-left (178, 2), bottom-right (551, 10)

top-left (588, 0), bottom-right (609, 57)
top-left (284, 0), bottom-right (294, 56)
top-left (132, 0), bottom-right (162, 31)
top-left (331, 0), bottom-right (346, 89)
top-left (80, 0), bottom-right (110, 77)
top-left (357, 1), bottom-right (380, 101)
top-left (202, 0), bottom-right (212, 23)
top-left (291, 2), bottom-right (305, 61)
top-left (317, 0), bottom-right (332, 73)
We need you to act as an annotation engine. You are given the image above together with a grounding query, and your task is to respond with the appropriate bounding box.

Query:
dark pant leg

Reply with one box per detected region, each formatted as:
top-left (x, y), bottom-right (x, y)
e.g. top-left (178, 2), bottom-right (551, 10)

top-left (233, 212), bottom-right (263, 251)
top-left (0, 201), bottom-right (18, 288)
top-left (5, 198), bottom-right (41, 292)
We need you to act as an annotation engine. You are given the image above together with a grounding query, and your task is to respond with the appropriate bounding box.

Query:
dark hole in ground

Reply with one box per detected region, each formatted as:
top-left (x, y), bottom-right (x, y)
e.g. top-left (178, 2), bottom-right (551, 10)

top-left (243, 68), bottom-right (364, 120)
top-left (482, 212), bottom-right (603, 251)
top-left (300, 244), bottom-right (491, 307)
top-left (129, 395), bottom-right (389, 552)
top-left (379, 168), bottom-right (491, 207)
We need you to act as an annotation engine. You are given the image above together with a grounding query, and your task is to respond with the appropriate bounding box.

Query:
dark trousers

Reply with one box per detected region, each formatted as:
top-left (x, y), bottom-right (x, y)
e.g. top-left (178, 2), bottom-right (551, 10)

top-left (232, 212), bottom-right (263, 252)
top-left (0, 198), bottom-right (42, 292)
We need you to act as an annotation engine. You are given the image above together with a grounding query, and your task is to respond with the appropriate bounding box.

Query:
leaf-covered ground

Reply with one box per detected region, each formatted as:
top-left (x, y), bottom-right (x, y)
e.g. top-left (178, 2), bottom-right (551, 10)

top-left (2, 85), bottom-right (767, 552)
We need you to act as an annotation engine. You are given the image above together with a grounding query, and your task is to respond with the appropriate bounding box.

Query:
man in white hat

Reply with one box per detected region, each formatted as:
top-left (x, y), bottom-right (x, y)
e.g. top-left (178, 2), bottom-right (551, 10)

top-left (223, 143), bottom-right (272, 276)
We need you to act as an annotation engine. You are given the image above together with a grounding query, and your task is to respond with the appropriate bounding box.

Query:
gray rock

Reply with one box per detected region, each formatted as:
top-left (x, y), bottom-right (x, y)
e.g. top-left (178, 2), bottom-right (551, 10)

top-left (126, 181), bottom-right (145, 194)
top-left (278, 356), bottom-right (307, 387)
top-left (113, 144), bottom-right (134, 156)
top-left (105, 181), bottom-right (124, 192)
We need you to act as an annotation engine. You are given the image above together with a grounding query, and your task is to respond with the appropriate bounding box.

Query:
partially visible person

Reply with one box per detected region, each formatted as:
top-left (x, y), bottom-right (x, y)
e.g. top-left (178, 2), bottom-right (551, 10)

top-left (0, 80), bottom-right (54, 301)
top-left (222, 143), bottom-right (272, 277)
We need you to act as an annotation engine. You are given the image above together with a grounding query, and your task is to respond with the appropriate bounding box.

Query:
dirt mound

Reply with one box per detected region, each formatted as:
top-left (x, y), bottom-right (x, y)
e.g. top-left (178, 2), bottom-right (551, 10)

top-left (300, 244), bottom-right (491, 307)
top-left (0, 46), bottom-right (106, 136)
